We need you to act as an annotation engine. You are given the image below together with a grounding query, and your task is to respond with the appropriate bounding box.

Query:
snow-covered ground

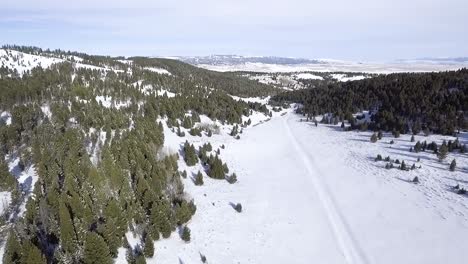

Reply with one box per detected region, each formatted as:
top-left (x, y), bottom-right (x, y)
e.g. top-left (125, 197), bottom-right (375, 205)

top-left (196, 61), bottom-right (467, 74)
top-left (143, 67), bottom-right (172, 75)
top-left (153, 108), bottom-right (468, 264)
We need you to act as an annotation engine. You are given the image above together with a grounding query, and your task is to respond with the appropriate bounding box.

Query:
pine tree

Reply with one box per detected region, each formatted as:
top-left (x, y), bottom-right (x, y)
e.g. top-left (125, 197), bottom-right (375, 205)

top-left (181, 226), bottom-right (191, 242)
top-left (208, 156), bottom-right (225, 179)
top-left (143, 234), bottom-right (154, 258)
top-left (194, 171), bottom-right (204, 186)
top-left (21, 242), bottom-right (46, 264)
top-left (226, 173), bottom-right (237, 184)
top-left (438, 144), bottom-right (448, 161)
top-left (370, 133), bottom-right (378, 143)
top-left (83, 232), bottom-right (113, 264)
top-left (410, 135), bottom-right (415, 142)
top-left (0, 158), bottom-right (16, 191)
top-left (59, 200), bottom-right (77, 253)
top-left (3, 231), bottom-right (22, 264)
top-left (450, 159), bottom-right (456, 171)
top-left (377, 131), bottom-right (383, 140)
top-left (183, 141), bottom-right (198, 166)
top-left (414, 141), bottom-right (422, 152)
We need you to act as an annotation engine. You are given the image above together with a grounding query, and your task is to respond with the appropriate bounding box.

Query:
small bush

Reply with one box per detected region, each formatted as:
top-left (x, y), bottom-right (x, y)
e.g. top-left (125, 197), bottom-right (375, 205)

top-left (375, 154), bottom-right (382, 161)
top-left (226, 173), bottom-right (237, 184)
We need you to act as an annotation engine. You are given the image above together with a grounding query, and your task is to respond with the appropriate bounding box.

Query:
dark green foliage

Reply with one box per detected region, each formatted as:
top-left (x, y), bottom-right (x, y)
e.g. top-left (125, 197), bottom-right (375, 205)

top-left (184, 141), bottom-right (198, 166)
top-left (3, 231), bottom-right (21, 264)
top-left (181, 226), bottom-right (191, 242)
top-left (370, 133), bottom-right (378, 143)
top-left (194, 171), bottom-right (204, 186)
top-left (410, 135), bottom-right (415, 142)
top-left (21, 242), bottom-right (47, 264)
top-left (450, 159), bottom-right (457, 171)
top-left (83, 232), bottom-right (113, 264)
top-left (144, 234), bottom-right (154, 258)
top-left (412, 176), bottom-right (419, 184)
top-left (208, 155), bottom-right (226, 179)
top-left (189, 127), bottom-right (202, 137)
top-left (0, 158), bottom-right (16, 191)
top-left (272, 69), bottom-right (468, 135)
top-left (438, 143), bottom-right (448, 161)
top-left (0, 46), bottom-right (256, 263)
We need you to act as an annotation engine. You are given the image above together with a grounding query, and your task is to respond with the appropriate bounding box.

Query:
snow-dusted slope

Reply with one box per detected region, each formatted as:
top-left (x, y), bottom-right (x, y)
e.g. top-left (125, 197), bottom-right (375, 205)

top-left (0, 49), bottom-right (124, 75)
top-left (154, 109), bottom-right (468, 264)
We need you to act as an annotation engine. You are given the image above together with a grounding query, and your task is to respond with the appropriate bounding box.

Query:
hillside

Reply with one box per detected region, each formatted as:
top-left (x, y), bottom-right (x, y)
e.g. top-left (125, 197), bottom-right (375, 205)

top-left (0, 46), bottom-right (276, 263)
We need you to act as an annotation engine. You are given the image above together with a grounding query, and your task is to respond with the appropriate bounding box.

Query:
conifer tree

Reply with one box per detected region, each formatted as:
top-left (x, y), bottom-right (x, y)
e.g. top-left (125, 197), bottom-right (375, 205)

top-left (3, 231), bottom-right (21, 264)
top-left (83, 232), bottom-right (113, 264)
top-left (438, 144), bottom-right (448, 161)
top-left (143, 234), bottom-right (154, 258)
top-left (194, 171), bottom-right (204, 186)
top-left (59, 200), bottom-right (77, 253)
top-left (21, 242), bottom-right (46, 264)
top-left (450, 159), bottom-right (456, 171)
top-left (183, 141), bottom-right (198, 166)
top-left (377, 131), bottom-right (383, 140)
top-left (181, 226), bottom-right (191, 242)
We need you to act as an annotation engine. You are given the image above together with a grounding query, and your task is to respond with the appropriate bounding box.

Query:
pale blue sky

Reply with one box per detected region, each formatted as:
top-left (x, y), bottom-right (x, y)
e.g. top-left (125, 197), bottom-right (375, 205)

top-left (1, 0), bottom-right (467, 61)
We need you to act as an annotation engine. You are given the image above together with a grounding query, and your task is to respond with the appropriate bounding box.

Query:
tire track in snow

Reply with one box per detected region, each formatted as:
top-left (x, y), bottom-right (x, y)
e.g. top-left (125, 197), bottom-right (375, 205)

top-left (283, 116), bottom-right (369, 264)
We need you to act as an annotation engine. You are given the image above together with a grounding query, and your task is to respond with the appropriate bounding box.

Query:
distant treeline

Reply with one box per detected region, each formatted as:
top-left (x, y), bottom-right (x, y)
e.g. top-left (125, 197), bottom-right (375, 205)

top-left (272, 69), bottom-right (468, 135)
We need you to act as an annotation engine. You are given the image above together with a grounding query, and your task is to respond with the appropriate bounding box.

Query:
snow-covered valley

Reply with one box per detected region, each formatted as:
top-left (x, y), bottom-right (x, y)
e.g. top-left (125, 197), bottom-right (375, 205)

top-left (154, 109), bottom-right (468, 264)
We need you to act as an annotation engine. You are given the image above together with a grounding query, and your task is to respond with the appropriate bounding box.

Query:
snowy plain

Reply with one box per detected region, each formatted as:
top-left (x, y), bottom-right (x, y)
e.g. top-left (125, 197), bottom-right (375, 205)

top-left (151, 108), bottom-right (468, 264)
top-left (196, 61), bottom-right (467, 74)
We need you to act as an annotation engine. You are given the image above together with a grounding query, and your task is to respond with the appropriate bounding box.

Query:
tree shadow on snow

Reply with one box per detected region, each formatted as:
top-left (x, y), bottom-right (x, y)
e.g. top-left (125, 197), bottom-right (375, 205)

top-left (395, 177), bottom-right (418, 184)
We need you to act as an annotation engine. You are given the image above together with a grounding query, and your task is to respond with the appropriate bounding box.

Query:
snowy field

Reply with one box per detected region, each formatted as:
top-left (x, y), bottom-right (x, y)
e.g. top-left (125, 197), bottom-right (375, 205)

top-left (153, 108), bottom-right (468, 264)
top-left (196, 61), bottom-right (467, 74)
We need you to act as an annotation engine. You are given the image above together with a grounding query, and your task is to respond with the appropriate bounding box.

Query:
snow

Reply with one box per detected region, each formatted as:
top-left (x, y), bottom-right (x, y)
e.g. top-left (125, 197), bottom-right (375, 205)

top-left (0, 112), bottom-right (11, 126)
top-left (152, 107), bottom-right (468, 264)
top-left (0, 49), bottom-right (125, 76)
top-left (95, 96), bottom-right (131, 109)
top-left (144, 67), bottom-right (171, 75)
top-left (331, 73), bottom-right (367, 82)
top-left (156, 89), bottom-right (176, 98)
top-left (115, 247), bottom-right (128, 264)
top-left (295, 73), bottom-right (324, 80)
top-left (40, 104), bottom-right (52, 120)
top-left (230, 95), bottom-right (270, 105)
top-left (0, 49), bottom-right (63, 75)
top-left (196, 61), bottom-right (467, 74)
top-left (0, 192), bottom-right (11, 216)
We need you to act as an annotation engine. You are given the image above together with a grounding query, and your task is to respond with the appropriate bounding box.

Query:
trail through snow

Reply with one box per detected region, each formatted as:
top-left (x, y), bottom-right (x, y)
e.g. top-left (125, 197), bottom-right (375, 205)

top-left (284, 117), bottom-right (369, 264)
top-left (155, 110), bottom-right (468, 264)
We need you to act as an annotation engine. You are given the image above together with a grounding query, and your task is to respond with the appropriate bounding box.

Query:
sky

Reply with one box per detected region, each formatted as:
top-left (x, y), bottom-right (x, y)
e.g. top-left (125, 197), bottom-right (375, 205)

top-left (1, 0), bottom-right (467, 61)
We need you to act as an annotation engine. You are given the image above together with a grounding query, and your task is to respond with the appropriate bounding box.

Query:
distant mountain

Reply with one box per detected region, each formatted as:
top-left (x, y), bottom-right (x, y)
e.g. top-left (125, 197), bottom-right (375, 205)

top-left (175, 55), bottom-right (468, 74)
top-left (177, 55), bottom-right (322, 66)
